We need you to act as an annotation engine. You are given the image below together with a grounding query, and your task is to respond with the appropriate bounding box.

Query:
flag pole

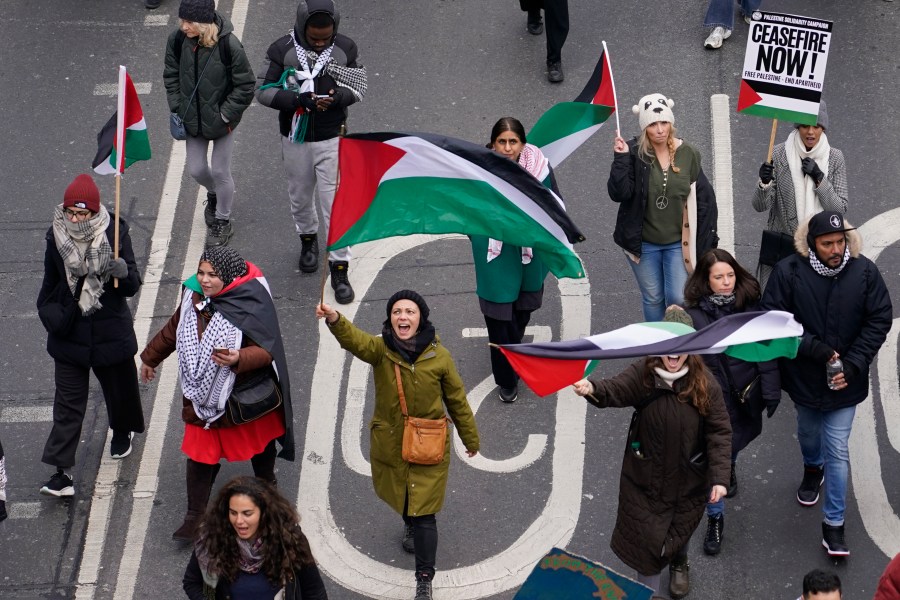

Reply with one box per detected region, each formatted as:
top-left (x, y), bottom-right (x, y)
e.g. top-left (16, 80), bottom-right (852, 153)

top-left (602, 41), bottom-right (621, 137)
top-left (766, 119), bottom-right (778, 163)
top-left (113, 66), bottom-right (127, 288)
top-left (320, 133), bottom-right (343, 307)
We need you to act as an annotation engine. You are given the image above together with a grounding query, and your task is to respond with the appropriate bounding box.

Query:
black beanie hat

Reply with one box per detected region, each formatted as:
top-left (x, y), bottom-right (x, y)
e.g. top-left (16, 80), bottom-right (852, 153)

top-left (385, 290), bottom-right (430, 323)
top-left (179, 0), bottom-right (215, 24)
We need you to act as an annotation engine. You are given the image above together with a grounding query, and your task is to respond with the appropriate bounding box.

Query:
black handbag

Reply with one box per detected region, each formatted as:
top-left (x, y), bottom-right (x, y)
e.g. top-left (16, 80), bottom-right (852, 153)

top-left (758, 229), bottom-right (796, 267)
top-left (227, 369), bottom-right (282, 425)
top-left (38, 276), bottom-right (86, 335)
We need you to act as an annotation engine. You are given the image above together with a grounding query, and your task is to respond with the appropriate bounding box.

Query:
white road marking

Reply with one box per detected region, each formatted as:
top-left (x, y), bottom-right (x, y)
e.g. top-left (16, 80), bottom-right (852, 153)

top-left (93, 82), bottom-right (152, 96)
top-left (0, 406), bottom-right (53, 422)
top-left (300, 235), bottom-right (591, 598)
top-left (143, 15), bottom-right (169, 27)
top-left (876, 320), bottom-right (900, 452)
top-left (7, 501), bottom-right (41, 519)
top-left (710, 94), bottom-right (734, 256)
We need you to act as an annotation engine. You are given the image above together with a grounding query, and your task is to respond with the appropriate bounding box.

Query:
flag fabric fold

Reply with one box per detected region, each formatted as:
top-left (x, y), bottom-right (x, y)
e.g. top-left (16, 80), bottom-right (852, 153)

top-left (527, 48), bottom-right (616, 167)
top-left (498, 311), bottom-right (803, 397)
top-left (327, 132), bottom-right (586, 279)
top-left (93, 66), bottom-right (151, 175)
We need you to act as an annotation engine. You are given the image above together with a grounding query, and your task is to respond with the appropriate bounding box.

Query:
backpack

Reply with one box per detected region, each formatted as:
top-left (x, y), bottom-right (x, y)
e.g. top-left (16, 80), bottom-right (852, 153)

top-left (174, 29), bottom-right (233, 93)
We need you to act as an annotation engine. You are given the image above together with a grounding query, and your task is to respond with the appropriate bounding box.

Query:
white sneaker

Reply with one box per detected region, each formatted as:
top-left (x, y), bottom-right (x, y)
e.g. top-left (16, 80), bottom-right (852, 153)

top-left (743, 14), bottom-right (752, 24)
top-left (704, 26), bottom-right (732, 49)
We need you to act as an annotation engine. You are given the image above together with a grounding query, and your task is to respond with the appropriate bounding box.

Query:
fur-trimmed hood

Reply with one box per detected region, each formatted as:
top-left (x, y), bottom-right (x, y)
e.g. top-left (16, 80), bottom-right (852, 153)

top-left (794, 216), bottom-right (862, 258)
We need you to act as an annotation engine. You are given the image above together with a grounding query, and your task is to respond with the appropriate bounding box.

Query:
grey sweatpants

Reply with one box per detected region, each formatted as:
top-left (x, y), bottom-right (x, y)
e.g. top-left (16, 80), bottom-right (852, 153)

top-left (281, 135), bottom-right (351, 262)
top-left (185, 132), bottom-right (235, 220)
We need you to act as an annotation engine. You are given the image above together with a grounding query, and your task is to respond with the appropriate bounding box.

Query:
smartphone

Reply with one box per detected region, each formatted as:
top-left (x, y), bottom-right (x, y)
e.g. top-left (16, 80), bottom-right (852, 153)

top-left (213, 347), bottom-right (229, 355)
top-left (315, 94), bottom-right (331, 98)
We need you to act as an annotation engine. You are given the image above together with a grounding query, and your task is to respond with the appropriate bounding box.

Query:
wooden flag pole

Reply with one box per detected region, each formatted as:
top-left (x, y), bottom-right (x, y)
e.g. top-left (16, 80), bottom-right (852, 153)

top-left (766, 119), bottom-right (778, 163)
top-left (113, 174), bottom-right (121, 288)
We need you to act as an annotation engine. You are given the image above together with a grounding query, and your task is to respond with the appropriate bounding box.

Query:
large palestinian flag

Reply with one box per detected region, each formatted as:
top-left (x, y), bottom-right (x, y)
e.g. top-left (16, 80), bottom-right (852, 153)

top-left (527, 48), bottom-right (616, 167)
top-left (498, 311), bottom-right (803, 397)
top-left (328, 132), bottom-right (586, 279)
top-left (93, 66), bottom-right (151, 175)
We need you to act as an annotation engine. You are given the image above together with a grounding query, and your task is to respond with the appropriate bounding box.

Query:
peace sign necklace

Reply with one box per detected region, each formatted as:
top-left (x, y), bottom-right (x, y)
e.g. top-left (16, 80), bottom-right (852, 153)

top-left (655, 161), bottom-right (669, 210)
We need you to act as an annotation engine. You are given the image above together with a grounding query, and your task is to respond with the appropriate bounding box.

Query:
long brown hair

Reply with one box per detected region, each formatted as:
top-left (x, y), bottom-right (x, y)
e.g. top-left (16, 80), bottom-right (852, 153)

top-left (197, 476), bottom-right (315, 584)
top-left (683, 248), bottom-right (761, 310)
top-left (643, 355), bottom-right (713, 416)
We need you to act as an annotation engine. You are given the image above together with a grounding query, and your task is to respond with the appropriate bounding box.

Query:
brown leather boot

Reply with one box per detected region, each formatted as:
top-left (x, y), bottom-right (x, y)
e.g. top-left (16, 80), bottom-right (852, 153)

top-left (669, 553), bottom-right (690, 599)
top-left (172, 460), bottom-right (220, 542)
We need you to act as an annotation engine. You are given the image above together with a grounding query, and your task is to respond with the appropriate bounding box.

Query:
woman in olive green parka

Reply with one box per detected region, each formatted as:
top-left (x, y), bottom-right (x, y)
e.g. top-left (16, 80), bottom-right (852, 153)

top-left (317, 290), bottom-right (479, 597)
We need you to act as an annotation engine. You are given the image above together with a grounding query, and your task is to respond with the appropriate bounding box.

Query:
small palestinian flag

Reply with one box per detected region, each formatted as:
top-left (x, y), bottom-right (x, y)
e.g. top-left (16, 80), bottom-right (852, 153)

top-left (498, 311), bottom-right (803, 397)
top-left (328, 132), bottom-right (586, 279)
top-left (93, 66), bottom-right (151, 175)
top-left (527, 48), bottom-right (616, 167)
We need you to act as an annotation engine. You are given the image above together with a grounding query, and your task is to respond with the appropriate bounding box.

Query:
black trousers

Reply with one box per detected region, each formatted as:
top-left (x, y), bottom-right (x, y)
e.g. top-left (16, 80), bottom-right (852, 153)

top-left (526, 0), bottom-right (570, 63)
top-left (403, 501), bottom-right (438, 579)
top-left (42, 359), bottom-right (144, 468)
top-left (484, 311), bottom-right (532, 389)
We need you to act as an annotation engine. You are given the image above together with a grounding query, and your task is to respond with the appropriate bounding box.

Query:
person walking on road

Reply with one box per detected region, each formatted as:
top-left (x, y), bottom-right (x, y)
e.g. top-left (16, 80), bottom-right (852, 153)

top-left (183, 476), bottom-right (328, 600)
top-left (682, 248), bottom-right (781, 557)
top-left (761, 211), bottom-right (891, 557)
top-left (702, 0), bottom-right (760, 50)
top-left (473, 117), bottom-right (554, 404)
top-left (255, 0), bottom-right (367, 304)
top-left (316, 290), bottom-right (480, 600)
top-left (140, 246), bottom-right (296, 543)
top-left (518, 0), bottom-right (569, 82)
top-left (572, 307), bottom-right (732, 599)
top-left (37, 174), bottom-right (145, 498)
top-left (608, 93), bottom-right (719, 322)
top-left (753, 102), bottom-right (848, 290)
top-left (164, 0), bottom-right (255, 247)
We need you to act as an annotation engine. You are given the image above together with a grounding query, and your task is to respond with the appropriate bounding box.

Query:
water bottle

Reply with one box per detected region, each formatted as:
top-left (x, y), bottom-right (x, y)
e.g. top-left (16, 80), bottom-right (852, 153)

top-left (826, 357), bottom-right (843, 390)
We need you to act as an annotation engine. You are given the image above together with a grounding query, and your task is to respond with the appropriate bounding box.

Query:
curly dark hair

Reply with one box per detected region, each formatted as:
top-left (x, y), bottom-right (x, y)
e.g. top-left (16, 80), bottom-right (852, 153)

top-left (643, 354), bottom-right (714, 416)
top-left (197, 476), bottom-right (315, 585)
top-left (683, 248), bottom-right (760, 311)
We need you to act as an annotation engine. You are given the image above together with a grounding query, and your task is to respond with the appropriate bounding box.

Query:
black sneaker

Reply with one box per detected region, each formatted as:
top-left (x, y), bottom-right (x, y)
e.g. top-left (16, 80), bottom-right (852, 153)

top-left (206, 219), bottom-right (234, 247)
top-left (402, 523), bottom-right (415, 553)
top-left (414, 574), bottom-right (433, 600)
top-left (203, 192), bottom-right (217, 228)
top-left (547, 60), bottom-right (564, 83)
top-left (822, 522), bottom-right (849, 557)
top-left (726, 462), bottom-right (738, 498)
top-left (703, 514), bottom-right (724, 555)
top-left (299, 234), bottom-right (319, 273)
top-left (110, 431), bottom-right (134, 459)
top-left (499, 386), bottom-right (518, 403)
top-left (144, 0), bottom-right (162, 8)
top-left (797, 464), bottom-right (824, 506)
top-left (40, 470), bottom-right (74, 497)
top-left (329, 261), bottom-right (355, 304)
top-left (527, 18), bottom-right (543, 35)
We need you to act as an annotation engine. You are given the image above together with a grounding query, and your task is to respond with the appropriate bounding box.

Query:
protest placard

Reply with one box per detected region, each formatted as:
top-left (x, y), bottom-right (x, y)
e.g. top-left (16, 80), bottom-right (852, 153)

top-left (737, 11), bottom-right (833, 126)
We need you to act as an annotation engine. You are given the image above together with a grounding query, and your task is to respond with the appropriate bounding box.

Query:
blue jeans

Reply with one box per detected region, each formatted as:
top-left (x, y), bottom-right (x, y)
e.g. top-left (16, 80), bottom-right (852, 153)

top-left (704, 0), bottom-right (761, 29)
top-left (707, 455), bottom-right (738, 517)
top-left (627, 241), bottom-right (688, 322)
top-left (795, 404), bottom-right (856, 525)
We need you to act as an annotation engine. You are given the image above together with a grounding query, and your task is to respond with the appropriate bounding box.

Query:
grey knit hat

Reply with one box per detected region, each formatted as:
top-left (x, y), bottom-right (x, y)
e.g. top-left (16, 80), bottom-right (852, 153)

top-left (796, 100), bottom-right (828, 131)
top-left (662, 306), bottom-right (694, 329)
top-left (179, 0), bottom-right (215, 24)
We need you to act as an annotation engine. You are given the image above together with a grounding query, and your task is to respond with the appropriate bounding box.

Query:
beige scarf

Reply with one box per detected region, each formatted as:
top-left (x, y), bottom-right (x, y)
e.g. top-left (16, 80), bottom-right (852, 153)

top-left (52, 204), bottom-right (112, 314)
top-left (786, 129), bottom-right (830, 224)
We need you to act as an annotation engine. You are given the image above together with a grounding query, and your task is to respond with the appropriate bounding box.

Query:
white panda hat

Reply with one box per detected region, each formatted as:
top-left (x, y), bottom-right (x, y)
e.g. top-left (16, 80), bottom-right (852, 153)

top-left (633, 93), bottom-right (675, 131)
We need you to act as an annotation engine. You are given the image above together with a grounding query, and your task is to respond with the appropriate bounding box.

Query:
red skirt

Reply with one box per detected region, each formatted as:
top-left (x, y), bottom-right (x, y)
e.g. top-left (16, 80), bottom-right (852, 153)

top-left (182, 409), bottom-right (286, 464)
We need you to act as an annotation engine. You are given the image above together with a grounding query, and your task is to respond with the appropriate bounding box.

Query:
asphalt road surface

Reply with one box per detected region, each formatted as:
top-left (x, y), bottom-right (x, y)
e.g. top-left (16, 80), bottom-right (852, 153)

top-left (1, 0), bottom-right (899, 598)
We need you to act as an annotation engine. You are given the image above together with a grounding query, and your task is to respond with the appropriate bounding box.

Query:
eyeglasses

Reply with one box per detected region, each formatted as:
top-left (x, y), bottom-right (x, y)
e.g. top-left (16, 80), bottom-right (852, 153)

top-left (64, 208), bottom-right (92, 220)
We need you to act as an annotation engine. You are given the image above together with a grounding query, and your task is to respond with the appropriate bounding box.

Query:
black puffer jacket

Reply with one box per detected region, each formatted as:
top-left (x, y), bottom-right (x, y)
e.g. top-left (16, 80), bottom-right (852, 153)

top-left (163, 13), bottom-right (255, 140)
top-left (37, 215), bottom-right (142, 368)
top-left (761, 219), bottom-right (892, 411)
top-left (255, 0), bottom-right (363, 141)
top-left (686, 299), bottom-right (781, 453)
top-left (607, 138), bottom-right (719, 261)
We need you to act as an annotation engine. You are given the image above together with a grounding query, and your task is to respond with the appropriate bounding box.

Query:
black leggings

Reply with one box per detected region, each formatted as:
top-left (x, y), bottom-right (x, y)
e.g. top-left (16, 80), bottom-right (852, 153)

top-left (403, 497), bottom-right (438, 579)
top-left (250, 440), bottom-right (277, 484)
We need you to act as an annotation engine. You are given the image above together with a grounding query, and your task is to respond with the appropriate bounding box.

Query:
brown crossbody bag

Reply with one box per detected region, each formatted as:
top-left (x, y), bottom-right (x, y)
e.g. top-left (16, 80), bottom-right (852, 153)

top-left (394, 363), bottom-right (449, 465)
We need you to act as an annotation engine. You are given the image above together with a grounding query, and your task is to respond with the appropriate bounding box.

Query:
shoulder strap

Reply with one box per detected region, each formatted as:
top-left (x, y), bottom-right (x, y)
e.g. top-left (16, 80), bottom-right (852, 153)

top-left (394, 363), bottom-right (408, 417)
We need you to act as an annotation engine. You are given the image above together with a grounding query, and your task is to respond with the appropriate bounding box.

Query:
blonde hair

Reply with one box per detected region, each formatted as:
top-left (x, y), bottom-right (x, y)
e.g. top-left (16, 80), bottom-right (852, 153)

top-left (181, 20), bottom-right (220, 48)
top-left (637, 123), bottom-right (681, 173)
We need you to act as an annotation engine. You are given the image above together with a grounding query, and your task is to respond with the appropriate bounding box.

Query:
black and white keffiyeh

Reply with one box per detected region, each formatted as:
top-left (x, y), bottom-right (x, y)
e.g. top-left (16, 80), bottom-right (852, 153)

top-left (809, 246), bottom-right (850, 278)
top-left (176, 288), bottom-right (243, 425)
top-left (288, 30), bottom-right (368, 102)
top-left (52, 204), bottom-right (113, 315)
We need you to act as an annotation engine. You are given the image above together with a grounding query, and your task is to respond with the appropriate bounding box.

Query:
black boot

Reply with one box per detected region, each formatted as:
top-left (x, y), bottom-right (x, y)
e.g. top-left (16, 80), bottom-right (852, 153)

top-left (526, 10), bottom-right (543, 34)
top-left (797, 464), bottom-right (824, 506)
top-left (668, 552), bottom-right (690, 599)
top-left (703, 514), bottom-right (724, 555)
top-left (299, 234), bottom-right (319, 273)
top-left (203, 192), bottom-right (217, 228)
top-left (329, 260), bottom-right (355, 304)
top-left (251, 441), bottom-right (277, 487)
top-left (414, 572), bottom-right (433, 600)
top-left (726, 462), bottom-right (738, 498)
top-left (206, 219), bottom-right (234, 247)
top-left (822, 522), bottom-right (849, 557)
top-left (172, 460), bottom-right (220, 542)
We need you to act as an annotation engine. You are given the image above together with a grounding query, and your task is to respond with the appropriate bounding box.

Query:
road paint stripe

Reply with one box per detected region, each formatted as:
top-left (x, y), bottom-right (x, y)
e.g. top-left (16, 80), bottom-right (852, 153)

top-left (299, 235), bottom-right (590, 598)
top-left (0, 406), bottom-right (53, 422)
top-left (876, 320), bottom-right (900, 452)
top-left (8, 501), bottom-right (42, 519)
top-left (93, 83), bottom-right (152, 96)
top-left (710, 94), bottom-right (734, 256)
top-left (143, 15), bottom-right (169, 27)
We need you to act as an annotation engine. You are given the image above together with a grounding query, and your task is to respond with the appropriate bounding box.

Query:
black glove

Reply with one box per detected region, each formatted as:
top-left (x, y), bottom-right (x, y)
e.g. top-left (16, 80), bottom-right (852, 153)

top-left (759, 162), bottom-right (774, 184)
top-left (294, 91), bottom-right (317, 112)
top-left (765, 399), bottom-right (780, 419)
top-left (801, 157), bottom-right (824, 184)
top-left (842, 362), bottom-right (859, 383)
top-left (808, 339), bottom-right (835, 364)
top-left (109, 257), bottom-right (129, 279)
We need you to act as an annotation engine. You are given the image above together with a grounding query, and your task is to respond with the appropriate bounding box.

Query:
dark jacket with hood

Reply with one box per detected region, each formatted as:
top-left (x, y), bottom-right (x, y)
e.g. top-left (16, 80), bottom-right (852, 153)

top-left (761, 218), bottom-right (892, 411)
top-left (37, 215), bottom-right (142, 368)
top-left (255, 0), bottom-right (363, 141)
top-left (607, 138), bottom-right (719, 263)
top-left (164, 12), bottom-right (255, 140)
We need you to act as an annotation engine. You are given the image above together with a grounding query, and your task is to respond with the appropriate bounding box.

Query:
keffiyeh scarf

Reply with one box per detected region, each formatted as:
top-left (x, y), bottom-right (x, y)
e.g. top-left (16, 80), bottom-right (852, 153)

top-left (487, 144), bottom-right (546, 264)
top-left (176, 288), bottom-right (243, 425)
top-left (52, 204), bottom-right (112, 315)
top-left (809, 246), bottom-right (850, 278)
top-left (194, 535), bottom-right (266, 593)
